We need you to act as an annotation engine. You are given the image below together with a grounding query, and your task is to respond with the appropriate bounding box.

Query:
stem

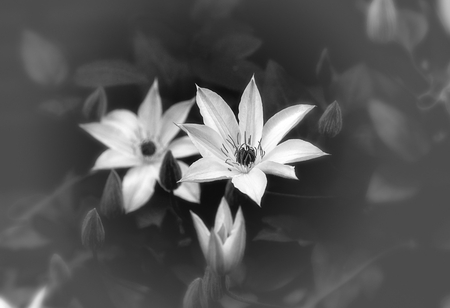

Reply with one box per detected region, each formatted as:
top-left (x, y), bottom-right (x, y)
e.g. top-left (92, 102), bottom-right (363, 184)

top-left (169, 190), bottom-right (185, 235)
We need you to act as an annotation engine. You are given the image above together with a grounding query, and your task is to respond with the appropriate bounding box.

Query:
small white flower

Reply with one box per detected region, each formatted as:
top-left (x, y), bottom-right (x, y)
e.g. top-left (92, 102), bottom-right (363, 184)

top-left (179, 77), bottom-right (327, 206)
top-left (81, 80), bottom-right (200, 212)
top-left (191, 198), bottom-right (245, 275)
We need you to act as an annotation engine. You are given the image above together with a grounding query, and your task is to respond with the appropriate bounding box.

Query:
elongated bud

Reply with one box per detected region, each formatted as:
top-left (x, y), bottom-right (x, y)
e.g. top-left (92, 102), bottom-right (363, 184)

top-left (81, 208), bottom-right (105, 251)
top-left (100, 170), bottom-right (124, 218)
top-left (318, 101), bottom-right (343, 137)
top-left (183, 278), bottom-right (208, 308)
top-left (159, 151), bottom-right (182, 192)
top-left (82, 87), bottom-right (107, 121)
top-left (202, 267), bottom-right (224, 302)
top-left (316, 49), bottom-right (335, 87)
top-left (366, 0), bottom-right (398, 43)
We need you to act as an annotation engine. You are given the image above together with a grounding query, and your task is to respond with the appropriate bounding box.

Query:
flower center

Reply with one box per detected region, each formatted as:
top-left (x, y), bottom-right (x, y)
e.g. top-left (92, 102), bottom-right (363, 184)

top-left (140, 141), bottom-right (157, 156)
top-left (221, 132), bottom-right (265, 172)
top-left (235, 144), bottom-right (256, 167)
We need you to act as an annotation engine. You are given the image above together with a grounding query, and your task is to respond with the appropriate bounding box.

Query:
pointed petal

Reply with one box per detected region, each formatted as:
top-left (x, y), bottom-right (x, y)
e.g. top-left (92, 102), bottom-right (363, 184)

top-left (80, 122), bottom-right (134, 156)
top-left (93, 149), bottom-right (141, 170)
top-left (101, 109), bottom-right (140, 142)
top-left (207, 230), bottom-right (226, 275)
top-left (256, 161), bottom-right (298, 179)
top-left (214, 198), bottom-right (233, 236)
top-left (190, 211), bottom-right (210, 258)
top-left (231, 168), bottom-right (267, 206)
top-left (27, 286), bottom-right (47, 308)
top-left (178, 124), bottom-right (227, 160)
top-left (173, 161), bottom-right (200, 203)
top-left (223, 207), bottom-right (246, 273)
top-left (138, 79), bottom-right (162, 139)
top-left (238, 77), bottom-right (263, 146)
top-left (122, 165), bottom-right (158, 213)
top-left (196, 86), bottom-right (239, 145)
top-left (180, 157), bottom-right (239, 183)
top-left (168, 136), bottom-right (199, 159)
top-left (159, 98), bottom-right (195, 146)
top-left (263, 139), bottom-right (327, 164)
top-left (262, 104), bottom-right (315, 152)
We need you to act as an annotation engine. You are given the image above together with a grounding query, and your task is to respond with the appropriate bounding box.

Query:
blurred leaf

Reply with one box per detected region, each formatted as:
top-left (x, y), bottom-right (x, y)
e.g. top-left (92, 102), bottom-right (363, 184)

top-left (316, 48), bottom-right (336, 88)
top-left (396, 8), bottom-right (429, 53)
top-left (20, 30), bottom-right (68, 86)
top-left (82, 87), bottom-right (107, 121)
top-left (212, 34), bottom-right (262, 60)
top-left (366, 164), bottom-right (419, 204)
top-left (368, 99), bottom-right (430, 162)
top-left (46, 254), bottom-right (73, 307)
top-left (0, 223), bottom-right (49, 249)
top-left (39, 98), bottom-right (82, 118)
top-left (74, 60), bottom-right (148, 87)
top-left (191, 0), bottom-right (242, 21)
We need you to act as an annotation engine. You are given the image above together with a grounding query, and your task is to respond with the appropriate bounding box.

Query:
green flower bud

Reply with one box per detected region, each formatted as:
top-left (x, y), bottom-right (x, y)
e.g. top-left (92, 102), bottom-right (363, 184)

top-left (318, 101), bottom-right (343, 137)
top-left (202, 267), bottom-right (225, 302)
top-left (183, 278), bottom-right (208, 308)
top-left (81, 208), bottom-right (105, 251)
top-left (159, 150), bottom-right (182, 192)
top-left (100, 170), bottom-right (124, 218)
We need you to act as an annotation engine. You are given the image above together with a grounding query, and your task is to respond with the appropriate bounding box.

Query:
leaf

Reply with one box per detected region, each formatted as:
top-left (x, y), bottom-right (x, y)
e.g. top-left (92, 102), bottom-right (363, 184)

top-left (254, 215), bottom-right (316, 245)
top-left (368, 99), bottom-right (430, 162)
top-left (82, 87), bottom-right (107, 121)
top-left (74, 60), bottom-right (148, 87)
top-left (0, 223), bottom-right (49, 250)
top-left (212, 34), bottom-right (262, 60)
top-left (396, 8), bottom-right (429, 53)
top-left (20, 30), bottom-right (68, 86)
top-left (39, 98), bottom-right (82, 118)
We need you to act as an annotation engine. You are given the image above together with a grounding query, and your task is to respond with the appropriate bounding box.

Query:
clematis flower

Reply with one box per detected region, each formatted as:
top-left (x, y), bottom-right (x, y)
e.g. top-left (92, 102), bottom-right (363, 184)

top-left (80, 80), bottom-right (200, 212)
top-left (178, 77), bottom-right (327, 205)
top-left (190, 197), bottom-right (245, 275)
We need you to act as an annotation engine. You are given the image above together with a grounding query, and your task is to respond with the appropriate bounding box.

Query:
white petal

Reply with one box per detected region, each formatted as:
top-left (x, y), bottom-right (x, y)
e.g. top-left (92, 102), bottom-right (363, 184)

top-left (196, 86), bottom-right (239, 145)
top-left (80, 122), bottom-right (134, 156)
top-left (238, 76), bottom-right (263, 146)
top-left (190, 211), bottom-right (210, 259)
top-left (207, 231), bottom-right (226, 274)
top-left (101, 109), bottom-right (140, 142)
top-left (262, 104), bottom-right (315, 153)
top-left (180, 157), bottom-right (239, 183)
top-left (138, 79), bottom-right (162, 139)
top-left (178, 124), bottom-right (228, 160)
top-left (231, 168), bottom-right (267, 206)
top-left (92, 149), bottom-right (141, 170)
top-left (263, 139), bottom-right (328, 164)
top-left (223, 206), bottom-right (246, 273)
top-left (27, 286), bottom-right (47, 308)
top-left (0, 296), bottom-right (13, 308)
top-left (159, 98), bottom-right (195, 146)
top-left (122, 165), bottom-right (158, 213)
top-left (214, 197), bottom-right (233, 236)
top-left (256, 160), bottom-right (298, 179)
top-left (173, 161), bottom-right (200, 203)
top-left (167, 136), bottom-right (199, 159)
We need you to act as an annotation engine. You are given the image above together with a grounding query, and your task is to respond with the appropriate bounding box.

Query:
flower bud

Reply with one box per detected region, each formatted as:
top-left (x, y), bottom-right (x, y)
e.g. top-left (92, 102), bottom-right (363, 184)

top-left (366, 0), bottom-right (398, 43)
top-left (159, 151), bottom-right (182, 192)
top-left (82, 87), bottom-right (107, 121)
top-left (45, 254), bottom-right (72, 307)
top-left (81, 208), bottom-right (105, 251)
top-left (207, 230), bottom-right (226, 276)
top-left (202, 267), bottom-right (225, 302)
top-left (318, 101), bottom-right (343, 137)
top-left (183, 278), bottom-right (208, 308)
top-left (100, 170), bottom-right (124, 218)
top-left (315, 48), bottom-right (335, 87)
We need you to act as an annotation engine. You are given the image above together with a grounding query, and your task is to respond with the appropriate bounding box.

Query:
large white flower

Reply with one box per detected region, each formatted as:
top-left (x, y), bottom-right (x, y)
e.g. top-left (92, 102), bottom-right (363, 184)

top-left (80, 80), bottom-right (200, 212)
top-left (179, 77), bottom-right (327, 206)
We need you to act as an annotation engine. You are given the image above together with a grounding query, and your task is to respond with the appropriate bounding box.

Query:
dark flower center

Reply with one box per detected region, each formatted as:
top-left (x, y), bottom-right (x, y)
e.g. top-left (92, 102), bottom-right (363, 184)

top-left (141, 141), bottom-right (157, 156)
top-left (235, 144), bottom-right (256, 167)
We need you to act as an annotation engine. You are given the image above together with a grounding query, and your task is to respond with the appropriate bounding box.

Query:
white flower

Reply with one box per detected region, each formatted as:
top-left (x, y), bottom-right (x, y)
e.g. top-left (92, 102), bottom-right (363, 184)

top-left (190, 198), bottom-right (245, 275)
top-left (80, 80), bottom-right (200, 212)
top-left (178, 77), bottom-right (327, 206)
top-left (366, 0), bottom-right (398, 43)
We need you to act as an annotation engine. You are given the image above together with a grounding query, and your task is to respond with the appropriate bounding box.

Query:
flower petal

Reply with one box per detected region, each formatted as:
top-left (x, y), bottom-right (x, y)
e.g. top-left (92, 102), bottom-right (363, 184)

top-left (80, 122), bottom-right (134, 156)
top-left (178, 124), bottom-right (227, 160)
top-left (231, 168), bottom-right (267, 206)
top-left (93, 149), bottom-right (141, 170)
top-left (180, 157), bottom-right (239, 183)
top-left (168, 136), bottom-right (199, 159)
top-left (223, 206), bottom-right (246, 273)
top-left (138, 79), bottom-right (162, 139)
top-left (261, 104), bottom-right (315, 152)
top-left (28, 286), bottom-right (47, 308)
top-left (263, 139), bottom-right (328, 164)
top-left (159, 98), bottom-right (195, 146)
top-left (214, 198), bottom-right (233, 236)
top-left (196, 86), bottom-right (239, 145)
top-left (256, 160), bottom-right (297, 179)
top-left (173, 161), bottom-right (200, 203)
top-left (190, 211), bottom-right (210, 258)
top-left (122, 165), bottom-right (158, 213)
top-left (101, 109), bottom-right (140, 142)
top-left (238, 76), bottom-right (263, 146)
top-left (207, 230), bottom-right (226, 275)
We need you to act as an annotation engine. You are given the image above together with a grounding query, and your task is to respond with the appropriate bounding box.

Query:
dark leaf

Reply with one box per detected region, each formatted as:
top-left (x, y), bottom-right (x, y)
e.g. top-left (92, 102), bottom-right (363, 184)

top-left (212, 34), bottom-right (262, 60)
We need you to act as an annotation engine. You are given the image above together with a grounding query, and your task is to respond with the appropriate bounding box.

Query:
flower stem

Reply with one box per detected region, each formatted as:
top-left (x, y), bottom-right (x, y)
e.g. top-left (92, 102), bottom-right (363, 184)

top-left (169, 190), bottom-right (185, 235)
